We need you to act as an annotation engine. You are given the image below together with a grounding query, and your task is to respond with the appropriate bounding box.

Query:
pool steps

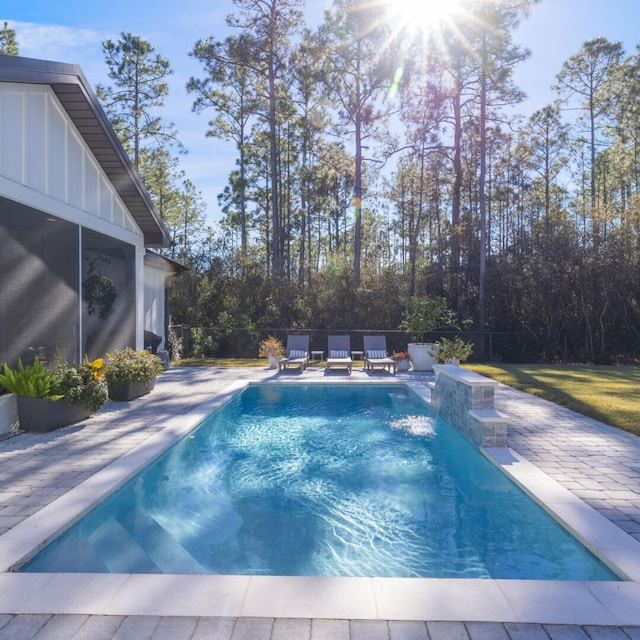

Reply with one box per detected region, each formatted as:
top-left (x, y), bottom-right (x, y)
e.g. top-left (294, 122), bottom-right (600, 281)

top-left (33, 512), bottom-right (209, 575)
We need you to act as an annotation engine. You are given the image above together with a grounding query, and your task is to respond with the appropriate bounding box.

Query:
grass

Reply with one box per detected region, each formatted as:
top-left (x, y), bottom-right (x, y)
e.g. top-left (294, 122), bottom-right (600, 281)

top-left (466, 363), bottom-right (640, 437)
top-left (178, 357), bottom-right (264, 368)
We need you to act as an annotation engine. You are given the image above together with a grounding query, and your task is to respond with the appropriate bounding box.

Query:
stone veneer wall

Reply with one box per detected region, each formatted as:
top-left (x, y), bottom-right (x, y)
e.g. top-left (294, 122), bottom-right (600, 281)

top-left (430, 365), bottom-right (508, 447)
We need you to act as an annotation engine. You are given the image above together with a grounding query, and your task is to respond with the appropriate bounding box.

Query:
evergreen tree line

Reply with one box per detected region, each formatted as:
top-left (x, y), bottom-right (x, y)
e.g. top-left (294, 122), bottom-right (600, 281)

top-left (4, 4), bottom-right (639, 362)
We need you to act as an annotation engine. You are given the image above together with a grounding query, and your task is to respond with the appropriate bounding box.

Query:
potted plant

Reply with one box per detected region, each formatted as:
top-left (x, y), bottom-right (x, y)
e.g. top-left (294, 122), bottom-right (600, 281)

top-left (399, 297), bottom-right (456, 371)
top-left (391, 351), bottom-right (411, 372)
top-left (437, 336), bottom-right (474, 365)
top-left (83, 257), bottom-right (117, 320)
top-left (0, 356), bottom-right (107, 432)
top-left (105, 347), bottom-right (163, 401)
top-left (51, 356), bottom-right (108, 412)
top-left (258, 335), bottom-right (286, 369)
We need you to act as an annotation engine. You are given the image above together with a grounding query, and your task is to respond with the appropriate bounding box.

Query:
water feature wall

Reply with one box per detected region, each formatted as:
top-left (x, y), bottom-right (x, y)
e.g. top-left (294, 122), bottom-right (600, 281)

top-left (430, 365), bottom-right (508, 447)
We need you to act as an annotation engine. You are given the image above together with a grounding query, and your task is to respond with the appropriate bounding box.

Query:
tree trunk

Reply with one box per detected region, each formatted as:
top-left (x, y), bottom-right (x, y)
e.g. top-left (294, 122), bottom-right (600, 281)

top-left (268, 58), bottom-right (282, 281)
top-left (451, 74), bottom-right (462, 293)
top-left (353, 38), bottom-right (363, 288)
top-left (478, 35), bottom-right (488, 331)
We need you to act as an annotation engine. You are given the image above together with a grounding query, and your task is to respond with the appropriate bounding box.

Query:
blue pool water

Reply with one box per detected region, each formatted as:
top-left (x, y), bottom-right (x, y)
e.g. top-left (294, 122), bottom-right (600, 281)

top-left (20, 384), bottom-right (619, 580)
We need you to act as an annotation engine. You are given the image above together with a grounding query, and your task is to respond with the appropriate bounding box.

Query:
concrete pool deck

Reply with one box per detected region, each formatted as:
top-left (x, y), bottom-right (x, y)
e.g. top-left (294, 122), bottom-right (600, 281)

top-left (0, 365), bottom-right (639, 639)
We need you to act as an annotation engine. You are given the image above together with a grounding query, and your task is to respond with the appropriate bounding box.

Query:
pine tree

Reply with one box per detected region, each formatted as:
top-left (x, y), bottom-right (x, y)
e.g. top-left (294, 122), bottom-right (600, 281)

top-left (189, 34), bottom-right (262, 254)
top-left (96, 32), bottom-right (178, 172)
top-left (0, 22), bottom-right (18, 55)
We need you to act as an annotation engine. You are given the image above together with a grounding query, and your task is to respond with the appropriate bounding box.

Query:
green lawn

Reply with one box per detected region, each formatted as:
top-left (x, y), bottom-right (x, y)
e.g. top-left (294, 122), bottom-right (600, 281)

top-left (466, 364), bottom-right (640, 437)
top-left (178, 357), bottom-right (264, 368)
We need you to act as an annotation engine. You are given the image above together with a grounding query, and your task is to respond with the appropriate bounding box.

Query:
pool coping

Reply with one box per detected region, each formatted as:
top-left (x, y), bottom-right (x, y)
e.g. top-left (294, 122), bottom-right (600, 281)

top-left (0, 377), bottom-right (639, 625)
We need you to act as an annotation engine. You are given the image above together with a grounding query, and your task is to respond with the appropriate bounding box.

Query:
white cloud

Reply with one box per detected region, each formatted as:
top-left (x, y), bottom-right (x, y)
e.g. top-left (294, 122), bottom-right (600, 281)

top-left (11, 21), bottom-right (111, 84)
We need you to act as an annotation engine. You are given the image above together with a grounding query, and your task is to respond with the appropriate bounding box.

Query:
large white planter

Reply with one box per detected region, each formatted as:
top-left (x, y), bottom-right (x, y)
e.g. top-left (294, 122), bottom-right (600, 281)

top-left (408, 343), bottom-right (439, 371)
top-left (0, 393), bottom-right (18, 436)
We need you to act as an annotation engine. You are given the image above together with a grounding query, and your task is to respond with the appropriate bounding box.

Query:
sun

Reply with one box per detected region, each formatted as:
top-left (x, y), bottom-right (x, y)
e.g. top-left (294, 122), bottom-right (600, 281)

top-left (386, 0), bottom-right (464, 38)
top-left (398, 0), bottom-right (462, 25)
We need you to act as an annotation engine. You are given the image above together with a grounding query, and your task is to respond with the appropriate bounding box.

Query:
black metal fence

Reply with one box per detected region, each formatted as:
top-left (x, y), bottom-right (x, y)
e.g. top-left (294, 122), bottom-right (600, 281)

top-left (169, 325), bottom-right (640, 364)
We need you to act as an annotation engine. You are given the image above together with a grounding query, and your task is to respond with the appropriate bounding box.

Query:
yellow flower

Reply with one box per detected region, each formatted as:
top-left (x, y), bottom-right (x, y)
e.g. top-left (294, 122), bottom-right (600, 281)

top-left (84, 355), bottom-right (106, 380)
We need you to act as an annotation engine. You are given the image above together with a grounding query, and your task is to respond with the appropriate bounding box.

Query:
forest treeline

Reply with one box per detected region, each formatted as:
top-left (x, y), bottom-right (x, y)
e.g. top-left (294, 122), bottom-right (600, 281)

top-left (4, 3), bottom-right (640, 363)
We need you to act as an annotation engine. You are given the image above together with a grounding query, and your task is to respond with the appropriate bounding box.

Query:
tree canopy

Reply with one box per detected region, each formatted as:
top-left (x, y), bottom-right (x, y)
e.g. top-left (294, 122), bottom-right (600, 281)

top-left (95, 0), bottom-right (640, 363)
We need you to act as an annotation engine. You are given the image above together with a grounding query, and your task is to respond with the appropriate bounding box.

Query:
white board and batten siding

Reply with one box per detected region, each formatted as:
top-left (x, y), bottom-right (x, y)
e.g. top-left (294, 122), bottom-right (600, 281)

top-left (0, 82), bottom-right (143, 248)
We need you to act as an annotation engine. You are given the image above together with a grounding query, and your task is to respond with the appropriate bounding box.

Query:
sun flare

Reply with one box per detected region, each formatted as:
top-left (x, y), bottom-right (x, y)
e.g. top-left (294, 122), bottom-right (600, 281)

top-left (387, 0), bottom-right (464, 36)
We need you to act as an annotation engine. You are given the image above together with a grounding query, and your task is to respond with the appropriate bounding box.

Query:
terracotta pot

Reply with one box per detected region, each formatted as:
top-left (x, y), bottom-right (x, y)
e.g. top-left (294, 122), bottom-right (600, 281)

top-left (108, 377), bottom-right (156, 401)
top-left (17, 397), bottom-right (90, 433)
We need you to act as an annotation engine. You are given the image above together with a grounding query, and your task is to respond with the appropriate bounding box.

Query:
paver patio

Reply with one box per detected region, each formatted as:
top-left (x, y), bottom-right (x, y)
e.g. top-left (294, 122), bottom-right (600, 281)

top-left (0, 365), bottom-right (639, 639)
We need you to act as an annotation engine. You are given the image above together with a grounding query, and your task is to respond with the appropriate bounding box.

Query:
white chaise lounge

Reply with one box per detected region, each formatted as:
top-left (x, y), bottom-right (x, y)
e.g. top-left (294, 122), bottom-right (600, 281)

top-left (326, 335), bottom-right (352, 374)
top-left (363, 335), bottom-right (396, 374)
top-left (278, 335), bottom-right (310, 371)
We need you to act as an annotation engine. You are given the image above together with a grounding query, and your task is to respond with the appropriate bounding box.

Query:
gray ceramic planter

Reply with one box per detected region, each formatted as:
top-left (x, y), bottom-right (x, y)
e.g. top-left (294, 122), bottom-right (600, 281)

top-left (107, 377), bottom-right (156, 401)
top-left (17, 397), bottom-right (91, 433)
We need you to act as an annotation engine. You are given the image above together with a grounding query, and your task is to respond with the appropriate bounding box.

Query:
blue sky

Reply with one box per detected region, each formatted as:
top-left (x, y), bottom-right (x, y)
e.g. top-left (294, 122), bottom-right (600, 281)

top-left (1, 0), bottom-right (639, 225)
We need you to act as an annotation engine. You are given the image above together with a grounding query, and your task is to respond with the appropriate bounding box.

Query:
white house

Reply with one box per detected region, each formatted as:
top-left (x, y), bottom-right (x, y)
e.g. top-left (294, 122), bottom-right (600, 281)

top-left (0, 54), bottom-right (177, 433)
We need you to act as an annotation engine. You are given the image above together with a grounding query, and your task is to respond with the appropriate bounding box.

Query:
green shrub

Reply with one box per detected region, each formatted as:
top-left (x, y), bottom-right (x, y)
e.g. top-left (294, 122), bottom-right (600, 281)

top-left (190, 328), bottom-right (217, 358)
top-left (437, 336), bottom-right (474, 363)
top-left (105, 348), bottom-right (163, 385)
top-left (0, 358), bottom-right (58, 398)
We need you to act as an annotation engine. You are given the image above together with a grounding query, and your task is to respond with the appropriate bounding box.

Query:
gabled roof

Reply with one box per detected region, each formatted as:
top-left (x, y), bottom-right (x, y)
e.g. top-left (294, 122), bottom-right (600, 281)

top-left (0, 54), bottom-right (171, 247)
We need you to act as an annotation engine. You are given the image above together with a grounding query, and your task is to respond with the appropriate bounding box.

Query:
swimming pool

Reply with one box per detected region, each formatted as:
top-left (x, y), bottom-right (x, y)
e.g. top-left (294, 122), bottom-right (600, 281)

top-left (19, 383), bottom-right (619, 580)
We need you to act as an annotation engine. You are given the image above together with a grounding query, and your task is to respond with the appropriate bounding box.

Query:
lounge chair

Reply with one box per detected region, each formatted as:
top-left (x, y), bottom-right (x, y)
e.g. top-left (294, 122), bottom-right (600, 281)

top-left (363, 335), bottom-right (396, 374)
top-left (278, 335), bottom-right (310, 371)
top-left (326, 335), bottom-right (352, 374)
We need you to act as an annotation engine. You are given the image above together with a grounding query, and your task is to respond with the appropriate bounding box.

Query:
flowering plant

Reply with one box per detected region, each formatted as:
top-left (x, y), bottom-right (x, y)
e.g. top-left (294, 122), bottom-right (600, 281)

top-left (391, 351), bottom-right (410, 361)
top-left (0, 356), bottom-right (108, 412)
top-left (105, 348), bottom-right (163, 385)
top-left (51, 356), bottom-right (107, 412)
top-left (258, 335), bottom-right (285, 358)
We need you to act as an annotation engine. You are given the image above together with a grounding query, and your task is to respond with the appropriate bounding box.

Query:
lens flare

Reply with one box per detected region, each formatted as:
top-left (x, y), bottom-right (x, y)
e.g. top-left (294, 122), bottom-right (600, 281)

top-left (389, 0), bottom-right (464, 34)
